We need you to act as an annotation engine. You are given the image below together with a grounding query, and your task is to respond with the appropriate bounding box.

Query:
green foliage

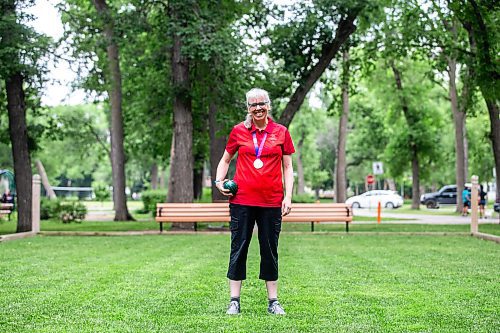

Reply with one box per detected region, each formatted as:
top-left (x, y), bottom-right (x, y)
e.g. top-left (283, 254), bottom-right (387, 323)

top-left (33, 104), bottom-right (110, 186)
top-left (40, 198), bottom-right (61, 220)
top-left (59, 201), bottom-right (87, 223)
top-left (290, 105), bottom-right (333, 190)
top-left (92, 183), bottom-right (110, 202)
top-left (141, 190), bottom-right (167, 214)
top-left (291, 193), bottom-right (316, 203)
top-left (40, 198), bottom-right (87, 222)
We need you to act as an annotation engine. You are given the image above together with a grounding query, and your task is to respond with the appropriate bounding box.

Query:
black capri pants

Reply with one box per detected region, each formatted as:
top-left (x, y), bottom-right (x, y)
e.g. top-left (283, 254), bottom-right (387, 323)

top-left (227, 203), bottom-right (282, 281)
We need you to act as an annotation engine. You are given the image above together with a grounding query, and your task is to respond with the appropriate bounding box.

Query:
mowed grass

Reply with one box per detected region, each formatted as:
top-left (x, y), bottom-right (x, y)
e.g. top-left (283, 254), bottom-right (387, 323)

top-left (0, 234), bottom-right (498, 332)
top-left (1, 219), bottom-right (499, 235)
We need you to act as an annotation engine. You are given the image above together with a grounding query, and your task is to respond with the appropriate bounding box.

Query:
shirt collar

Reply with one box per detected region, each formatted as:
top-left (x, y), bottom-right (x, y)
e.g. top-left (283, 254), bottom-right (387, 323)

top-left (250, 117), bottom-right (275, 133)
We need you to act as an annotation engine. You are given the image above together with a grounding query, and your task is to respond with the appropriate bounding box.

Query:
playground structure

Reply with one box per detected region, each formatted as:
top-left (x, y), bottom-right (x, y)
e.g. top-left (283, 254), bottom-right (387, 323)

top-left (0, 169), bottom-right (15, 197)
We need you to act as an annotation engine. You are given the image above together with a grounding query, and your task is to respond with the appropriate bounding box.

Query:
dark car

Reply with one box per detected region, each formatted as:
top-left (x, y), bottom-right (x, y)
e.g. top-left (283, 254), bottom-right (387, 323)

top-left (420, 185), bottom-right (462, 209)
top-left (494, 200), bottom-right (500, 213)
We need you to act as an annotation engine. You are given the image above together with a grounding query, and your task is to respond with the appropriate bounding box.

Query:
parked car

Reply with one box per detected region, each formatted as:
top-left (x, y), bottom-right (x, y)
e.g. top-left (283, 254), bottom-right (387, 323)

top-left (420, 185), bottom-right (463, 209)
top-left (494, 200), bottom-right (500, 213)
top-left (345, 190), bottom-right (404, 209)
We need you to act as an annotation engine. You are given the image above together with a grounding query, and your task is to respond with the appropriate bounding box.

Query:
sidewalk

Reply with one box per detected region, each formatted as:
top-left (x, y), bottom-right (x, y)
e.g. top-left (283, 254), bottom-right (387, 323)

top-left (354, 208), bottom-right (500, 225)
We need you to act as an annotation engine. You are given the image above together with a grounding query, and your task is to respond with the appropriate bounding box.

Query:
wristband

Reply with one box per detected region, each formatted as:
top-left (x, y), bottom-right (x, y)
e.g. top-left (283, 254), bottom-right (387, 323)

top-left (214, 180), bottom-right (221, 185)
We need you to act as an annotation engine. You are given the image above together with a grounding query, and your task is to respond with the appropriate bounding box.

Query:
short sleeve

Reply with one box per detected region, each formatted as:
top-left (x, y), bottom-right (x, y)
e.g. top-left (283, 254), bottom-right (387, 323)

top-left (283, 129), bottom-right (295, 155)
top-left (225, 127), bottom-right (239, 155)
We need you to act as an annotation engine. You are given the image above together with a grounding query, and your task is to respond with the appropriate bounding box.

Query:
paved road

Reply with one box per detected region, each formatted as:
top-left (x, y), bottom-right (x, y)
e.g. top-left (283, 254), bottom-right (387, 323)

top-left (354, 208), bottom-right (500, 224)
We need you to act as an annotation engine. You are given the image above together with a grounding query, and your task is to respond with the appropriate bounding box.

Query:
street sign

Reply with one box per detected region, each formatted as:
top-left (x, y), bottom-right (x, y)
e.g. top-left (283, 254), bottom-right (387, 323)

top-left (373, 162), bottom-right (384, 175)
top-left (366, 174), bottom-right (375, 184)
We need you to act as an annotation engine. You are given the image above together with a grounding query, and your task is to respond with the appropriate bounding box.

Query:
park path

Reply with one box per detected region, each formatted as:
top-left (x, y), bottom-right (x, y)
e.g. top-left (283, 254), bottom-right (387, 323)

top-left (354, 207), bottom-right (499, 225)
top-left (83, 201), bottom-right (499, 224)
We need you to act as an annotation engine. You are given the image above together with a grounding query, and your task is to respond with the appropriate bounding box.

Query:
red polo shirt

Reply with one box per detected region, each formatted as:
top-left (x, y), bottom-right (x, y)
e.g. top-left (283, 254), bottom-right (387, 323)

top-left (225, 118), bottom-right (295, 207)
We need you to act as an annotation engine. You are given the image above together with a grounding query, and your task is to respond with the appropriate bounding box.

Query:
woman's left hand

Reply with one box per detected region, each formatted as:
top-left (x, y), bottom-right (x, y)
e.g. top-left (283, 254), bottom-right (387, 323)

top-left (282, 197), bottom-right (292, 216)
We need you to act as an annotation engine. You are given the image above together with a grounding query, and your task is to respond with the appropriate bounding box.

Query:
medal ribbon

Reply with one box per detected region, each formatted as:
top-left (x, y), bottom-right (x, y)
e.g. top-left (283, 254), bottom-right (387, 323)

top-left (252, 132), bottom-right (267, 160)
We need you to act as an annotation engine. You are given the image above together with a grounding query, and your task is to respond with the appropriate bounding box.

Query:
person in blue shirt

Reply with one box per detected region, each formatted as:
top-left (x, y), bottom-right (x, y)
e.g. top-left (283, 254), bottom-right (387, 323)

top-left (462, 186), bottom-right (471, 216)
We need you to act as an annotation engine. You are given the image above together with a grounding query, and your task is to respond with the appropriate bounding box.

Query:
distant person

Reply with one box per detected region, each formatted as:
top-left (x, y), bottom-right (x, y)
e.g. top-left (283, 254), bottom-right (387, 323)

top-left (1, 188), bottom-right (13, 204)
top-left (462, 186), bottom-right (470, 216)
top-left (215, 88), bottom-right (295, 315)
top-left (479, 185), bottom-right (487, 218)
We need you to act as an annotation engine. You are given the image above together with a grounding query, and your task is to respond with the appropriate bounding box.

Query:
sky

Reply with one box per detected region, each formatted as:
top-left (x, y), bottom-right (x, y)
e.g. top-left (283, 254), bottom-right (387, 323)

top-left (28, 0), bottom-right (86, 106)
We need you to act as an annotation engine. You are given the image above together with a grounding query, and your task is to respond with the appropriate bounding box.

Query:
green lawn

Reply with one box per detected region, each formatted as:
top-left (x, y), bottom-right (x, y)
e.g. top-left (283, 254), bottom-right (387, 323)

top-left (0, 234), bottom-right (498, 332)
top-left (1, 219), bottom-right (499, 235)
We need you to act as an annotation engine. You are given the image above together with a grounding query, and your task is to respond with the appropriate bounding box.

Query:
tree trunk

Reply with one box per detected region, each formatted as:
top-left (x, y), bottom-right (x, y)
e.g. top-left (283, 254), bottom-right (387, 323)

top-left (150, 163), bottom-right (158, 190)
top-left (193, 155), bottom-right (203, 201)
top-left (296, 132), bottom-right (305, 195)
top-left (159, 166), bottom-right (166, 189)
top-left (92, 0), bottom-right (132, 221)
top-left (168, 2), bottom-right (194, 229)
top-left (336, 47), bottom-right (349, 203)
top-left (6, 73), bottom-right (33, 232)
top-left (35, 160), bottom-right (56, 199)
top-left (391, 63), bottom-right (420, 209)
top-left (447, 57), bottom-right (468, 213)
top-left (485, 99), bottom-right (500, 201)
top-left (386, 179), bottom-right (396, 191)
top-left (209, 101), bottom-right (228, 202)
top-left (410, 151), bottom-right (420, 210)
top-left (278, 11), bottom-right (359, 127)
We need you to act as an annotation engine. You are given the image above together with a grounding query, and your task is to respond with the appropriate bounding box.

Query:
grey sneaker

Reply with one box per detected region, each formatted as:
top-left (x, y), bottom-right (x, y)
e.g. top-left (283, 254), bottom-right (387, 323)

top-left (226, 300), bottom-right (240, 315)
top-left (268, 300), bottom-right (286, 315)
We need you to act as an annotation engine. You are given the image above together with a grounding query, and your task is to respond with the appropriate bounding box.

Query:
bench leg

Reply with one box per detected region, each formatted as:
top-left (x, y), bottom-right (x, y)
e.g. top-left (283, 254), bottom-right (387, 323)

top-left (194, 222), bottom-right (197, 232)
top-left (346, 222), bottom-right (349, 233)
top-left (311, 222), bottom-right (314, 232)
top-left (160, 222), bottom-right (163, 233)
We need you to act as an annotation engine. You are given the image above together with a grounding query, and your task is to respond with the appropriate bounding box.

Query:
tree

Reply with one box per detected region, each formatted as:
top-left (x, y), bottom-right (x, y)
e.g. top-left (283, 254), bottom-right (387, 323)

top-left (449, 0), bottom-right (500, 200)
top-left (91, 0), bottom-right (132, 221)
top-left (0, 0), bottom-right (50, 232)
top-left (401, 0), bottom-right (474, 212)
top-left (167, 1), bottom-right (194, 208)
top-left (34, 104), bottom-right (110, 188)
top-left (269, 2), bottom-right (364, 128)
top-left (336, 46), bottom-right (350, 203)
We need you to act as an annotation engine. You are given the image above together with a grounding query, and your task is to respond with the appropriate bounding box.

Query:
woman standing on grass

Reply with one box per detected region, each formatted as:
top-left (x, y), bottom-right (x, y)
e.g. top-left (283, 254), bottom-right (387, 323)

top-left (214, 88), bottom-right (295, 315)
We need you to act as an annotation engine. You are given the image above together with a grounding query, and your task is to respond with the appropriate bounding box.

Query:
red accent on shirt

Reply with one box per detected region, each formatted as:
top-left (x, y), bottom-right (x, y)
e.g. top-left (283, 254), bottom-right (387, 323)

top-left (225, 118), bottom-right (295, 207)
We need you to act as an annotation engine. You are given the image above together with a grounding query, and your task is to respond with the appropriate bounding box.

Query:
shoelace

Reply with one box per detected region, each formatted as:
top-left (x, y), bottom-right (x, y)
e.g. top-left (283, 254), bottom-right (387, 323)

top-left (228, 301), bottom-right (239, 310)
top-left (269, 302), bottom-right (282, 312)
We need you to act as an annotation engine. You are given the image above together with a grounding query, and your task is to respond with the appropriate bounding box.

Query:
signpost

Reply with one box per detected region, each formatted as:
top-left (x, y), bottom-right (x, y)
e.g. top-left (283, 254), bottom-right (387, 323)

top-left (373, 162), bottom-right (384, 175)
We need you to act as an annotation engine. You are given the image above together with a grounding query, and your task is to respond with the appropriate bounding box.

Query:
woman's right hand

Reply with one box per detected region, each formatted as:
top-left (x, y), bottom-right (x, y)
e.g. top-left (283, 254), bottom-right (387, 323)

top-left (216, 179), bottom-right (233, 196)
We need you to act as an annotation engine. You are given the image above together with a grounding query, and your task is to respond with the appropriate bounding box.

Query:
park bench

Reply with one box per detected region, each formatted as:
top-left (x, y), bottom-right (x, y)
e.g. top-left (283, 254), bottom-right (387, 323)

top-left (0, 203), bottom-right (14, 220)
top-left (156, 203), bottom-right (353, 232)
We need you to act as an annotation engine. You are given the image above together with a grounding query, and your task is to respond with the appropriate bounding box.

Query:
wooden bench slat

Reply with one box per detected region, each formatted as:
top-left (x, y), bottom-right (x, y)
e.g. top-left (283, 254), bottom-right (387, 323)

top-left (157, 210), bottom-right (350, 215)
top-left (157, 217), bottom-right (231, 222)
top-left (155, 202), bottom-right (353, 232)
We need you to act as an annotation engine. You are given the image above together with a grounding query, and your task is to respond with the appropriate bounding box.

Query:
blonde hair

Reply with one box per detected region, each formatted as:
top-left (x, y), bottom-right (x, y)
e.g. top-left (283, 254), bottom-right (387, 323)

top-left (244, 88), bottom-right (273, 129)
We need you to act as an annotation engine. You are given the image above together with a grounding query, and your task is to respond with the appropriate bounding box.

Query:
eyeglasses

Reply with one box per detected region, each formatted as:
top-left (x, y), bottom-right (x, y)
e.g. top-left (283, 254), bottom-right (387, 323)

top-left (248, 101), bottom-right (269, 108)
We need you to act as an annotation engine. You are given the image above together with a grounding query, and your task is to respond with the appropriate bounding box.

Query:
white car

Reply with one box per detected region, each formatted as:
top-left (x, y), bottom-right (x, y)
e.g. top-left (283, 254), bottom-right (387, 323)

top-left (346, 190), bottom-right (404, 209)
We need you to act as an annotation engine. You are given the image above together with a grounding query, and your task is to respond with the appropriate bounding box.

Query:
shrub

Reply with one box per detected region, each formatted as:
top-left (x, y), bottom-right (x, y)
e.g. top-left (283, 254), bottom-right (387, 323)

top-left (93, 183), bottom-right (111, 202)
top-left (59, 201), bottom-right (87, 223)
top-left (141, 190), bottom-right (167, 214)
top-left (40, 198), bottom-right (87, 222)
top-left (292, 193), bottom-right (316, 203)
top-left (40, 198), bottom-right (62, 220)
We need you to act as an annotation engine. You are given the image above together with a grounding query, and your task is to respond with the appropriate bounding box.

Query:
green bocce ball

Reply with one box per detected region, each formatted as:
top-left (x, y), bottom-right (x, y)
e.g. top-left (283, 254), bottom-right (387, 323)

top-left (224, 180), bottom-right (238, 195)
